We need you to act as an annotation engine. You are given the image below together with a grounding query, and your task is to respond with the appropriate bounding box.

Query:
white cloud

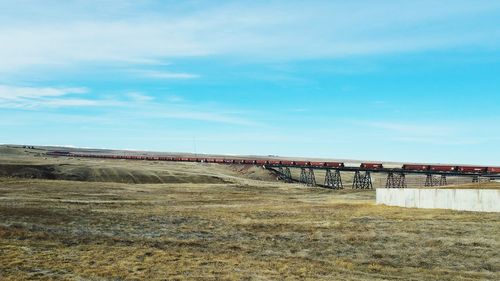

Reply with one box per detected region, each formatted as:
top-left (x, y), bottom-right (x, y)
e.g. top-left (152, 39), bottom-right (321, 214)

top-left (167, 95), bottom-right (183, 103)
top-left (147, 111), bottom-right (259, 126)
top-left (353, 120), bottom-right (500, 146)
top-left (0, 83), bottom-right (259, 126)
top-left (0, 84), bottom-right (110, 109)
top-left (127, 92), bottom-right (154, 102)
top-left (0, 1), bottom-right (499, 74)
top-left (0, 85), bottom-right (87, 99)
top-left (357, 121), bottom-right (459, 136)
top-left (135, 70), bottom-right (199, 79)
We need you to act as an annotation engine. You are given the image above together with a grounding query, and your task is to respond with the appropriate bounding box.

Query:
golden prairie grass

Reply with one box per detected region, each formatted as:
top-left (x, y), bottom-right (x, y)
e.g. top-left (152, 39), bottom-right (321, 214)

top-left (0, 148), bottom-right (499, 280)
top-left (0, 176), bottom-right (499, 281)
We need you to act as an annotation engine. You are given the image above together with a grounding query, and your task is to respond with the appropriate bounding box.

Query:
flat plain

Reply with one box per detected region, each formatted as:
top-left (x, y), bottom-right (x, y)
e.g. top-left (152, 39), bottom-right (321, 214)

top-left (0, 146), bottom-right (499, 280)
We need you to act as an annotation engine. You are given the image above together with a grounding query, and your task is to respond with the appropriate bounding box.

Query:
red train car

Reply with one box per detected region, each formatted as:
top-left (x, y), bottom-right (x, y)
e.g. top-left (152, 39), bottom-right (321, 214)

top-left (48, 151), bottom-right (71, 156)
top-left (280, 160), bottom-right (294, 165)
top-left (457, 166), bottom-right (487, 173)
top-left (360, 163), bottom-right (383, 169)
top-left (487, 167), bottom-right (500, 174)
top-left (429, 165), bottom-right (457, 172)
top-left (294, 161), bottom-right (311, 166)
top-left (402, 164), bottom-right (430, 171)
top-left (325, 162), bottom-right (344, 168)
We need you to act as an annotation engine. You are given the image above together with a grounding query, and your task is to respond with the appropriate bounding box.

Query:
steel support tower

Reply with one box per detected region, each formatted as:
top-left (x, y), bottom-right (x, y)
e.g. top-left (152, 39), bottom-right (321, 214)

top-left (352, 171), bottom-right (373, 189)
top-left (386, 172), bottom-right (406, 188)
top-left (300, 168), bottom-right (316, 186)
top-left (324, 169), bottom-right (343, 189)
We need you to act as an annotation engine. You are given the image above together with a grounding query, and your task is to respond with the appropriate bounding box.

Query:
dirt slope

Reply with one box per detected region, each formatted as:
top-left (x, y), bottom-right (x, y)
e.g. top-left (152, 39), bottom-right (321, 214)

top-left (0, 146), bottom-right (277, 184)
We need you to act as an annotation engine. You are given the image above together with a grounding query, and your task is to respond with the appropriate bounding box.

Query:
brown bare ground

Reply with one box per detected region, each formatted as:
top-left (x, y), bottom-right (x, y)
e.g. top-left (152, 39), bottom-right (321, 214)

top-left (0, 146), bottom-right (499, 280)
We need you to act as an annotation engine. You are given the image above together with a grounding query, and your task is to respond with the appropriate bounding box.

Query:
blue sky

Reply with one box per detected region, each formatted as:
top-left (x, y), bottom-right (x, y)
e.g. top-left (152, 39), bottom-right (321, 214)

top-left (1, 0), bottom-right (499, 165)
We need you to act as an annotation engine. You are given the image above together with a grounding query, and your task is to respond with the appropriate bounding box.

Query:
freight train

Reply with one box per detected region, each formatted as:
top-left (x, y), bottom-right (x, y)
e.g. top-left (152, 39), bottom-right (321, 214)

top-left (46, 151), bottom-right (500, 174)
top-left (402, 164), bottom-right (499, 174)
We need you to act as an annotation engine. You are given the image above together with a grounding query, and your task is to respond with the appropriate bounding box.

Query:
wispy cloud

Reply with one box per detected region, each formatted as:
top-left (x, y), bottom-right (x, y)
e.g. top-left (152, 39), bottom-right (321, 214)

top-left (389, 136), bottom-right (481, 145)
top-left (135, 70), bottom-right (200, 80)
top-left (0, 84), bottom-right (116, 109)
top-left (357, 121), bottom-right (459, 136)
top-left (0, 83), bottom-right (260, 126)
top-left (144, 110), bottom-right (259, 126)
top-left (353, 120), bottom-right (500, 146)
top-left (0, 1), bottom-right (499, 74)
top-left (167, 95), bottom-right (184, 103)
top-left (0, 85), bottom-right (87, 99)
top-left (126, 92), bottom-right (154, 102)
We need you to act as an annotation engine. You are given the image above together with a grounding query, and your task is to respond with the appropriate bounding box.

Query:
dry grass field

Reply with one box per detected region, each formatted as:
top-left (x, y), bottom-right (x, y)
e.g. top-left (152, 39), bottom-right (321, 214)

top-left (0, 146), bottom-right (499, 280)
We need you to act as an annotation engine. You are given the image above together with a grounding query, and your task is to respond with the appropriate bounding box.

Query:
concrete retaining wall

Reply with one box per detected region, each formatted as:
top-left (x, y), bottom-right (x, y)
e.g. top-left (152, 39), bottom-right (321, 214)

top-left (376, 188), bottom-right (500, 212)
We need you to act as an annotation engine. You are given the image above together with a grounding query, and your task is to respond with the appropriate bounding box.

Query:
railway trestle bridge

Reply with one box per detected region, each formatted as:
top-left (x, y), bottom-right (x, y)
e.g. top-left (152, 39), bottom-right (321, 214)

top-left (265, 165), bottom-right (495, 189)
top-left (46, 151), bottom-right (500, 189)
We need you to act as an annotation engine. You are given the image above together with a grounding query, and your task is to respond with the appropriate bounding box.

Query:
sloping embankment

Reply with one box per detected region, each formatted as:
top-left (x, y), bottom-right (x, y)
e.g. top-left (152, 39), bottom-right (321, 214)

top-left (0, 163), bottom-right (229, 184)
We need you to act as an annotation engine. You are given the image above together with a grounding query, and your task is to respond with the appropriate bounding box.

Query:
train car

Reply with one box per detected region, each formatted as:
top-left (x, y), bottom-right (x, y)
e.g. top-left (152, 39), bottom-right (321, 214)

top-left (294, 161), bottom-right (311, 166)
top-left (429, 165), bottom-right (457, 172)
top-left (47, 151), bottom-right (71, 156)
top-left (402, 164), bottom-right (430, 171)
top-left (360, 163), bottom-right (383, 169)
top-left (268, 160), bottom-right (281, 165)
top-left (310, 162), bottom-right (326, 167)
top-left (457, 166), bottom-right (487, 173)
top-left (280, 160), bottom-right (294, 166)
top-left (254, 160), bottom-right (267, 165)
top-left (487, 167), bottom-right (500, 174)
top-left (324, 162), bottom-right (345, 168)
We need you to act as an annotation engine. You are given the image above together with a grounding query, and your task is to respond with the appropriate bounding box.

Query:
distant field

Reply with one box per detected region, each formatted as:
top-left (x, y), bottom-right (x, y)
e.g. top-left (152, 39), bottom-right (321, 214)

top-left (0, 146), bottom-right (499, 280)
